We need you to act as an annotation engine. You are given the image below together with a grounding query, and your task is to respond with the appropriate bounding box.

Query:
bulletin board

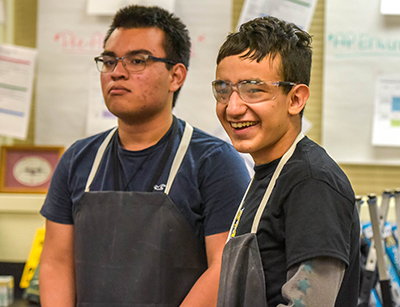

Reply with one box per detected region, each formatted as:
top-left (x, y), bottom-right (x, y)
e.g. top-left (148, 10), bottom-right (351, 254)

top-left (34, 0), bottom-right (232, 148)
top-left (323, 0), bottom-right (400, 165)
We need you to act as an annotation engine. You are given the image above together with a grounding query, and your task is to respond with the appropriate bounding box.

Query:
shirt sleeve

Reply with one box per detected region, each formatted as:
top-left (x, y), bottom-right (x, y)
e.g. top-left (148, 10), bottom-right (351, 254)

top-left (278, 257), bottom-right (345, 307)
top-left (198, 142), bottom-right (251, 236)
top-left (284, 179), bottom-right (355, 268)
top-left (40, 146), bottom-right (75, 224)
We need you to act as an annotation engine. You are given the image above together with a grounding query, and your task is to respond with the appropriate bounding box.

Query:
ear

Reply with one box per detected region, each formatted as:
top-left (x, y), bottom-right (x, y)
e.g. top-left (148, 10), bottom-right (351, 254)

top-left (288, 84), bottom-right (310, 116)
top-left (169, 63), bottom-right (187, 93)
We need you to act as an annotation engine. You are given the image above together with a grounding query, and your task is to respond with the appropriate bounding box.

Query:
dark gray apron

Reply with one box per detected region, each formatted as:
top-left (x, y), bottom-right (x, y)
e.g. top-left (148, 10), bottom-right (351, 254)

top-left (217, 133), bottom-right (304, 307)
top-left (73, 121), bottom-right (208, 307)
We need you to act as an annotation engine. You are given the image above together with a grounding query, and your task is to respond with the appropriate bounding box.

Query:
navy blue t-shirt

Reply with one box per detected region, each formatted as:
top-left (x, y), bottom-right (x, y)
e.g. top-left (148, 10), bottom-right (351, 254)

top-left (41, 118), bottom-right (251, 245)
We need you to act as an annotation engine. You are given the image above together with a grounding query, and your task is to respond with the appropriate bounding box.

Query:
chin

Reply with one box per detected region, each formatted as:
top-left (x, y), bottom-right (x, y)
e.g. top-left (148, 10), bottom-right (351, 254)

top-left (230, 141), bottom-right (252, 154)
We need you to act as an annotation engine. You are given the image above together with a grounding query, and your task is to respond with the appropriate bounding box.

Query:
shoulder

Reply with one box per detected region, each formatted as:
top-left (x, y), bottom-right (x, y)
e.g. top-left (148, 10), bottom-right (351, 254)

top-left (180, 120), bottom-right (240, 157)
top-left (282, 136), bottom-right (354, 202)
top-left (192, 126), bottom-right (248, 169)
top-left (57, 128), bottom-right (116, 178)
top-left (176, 118), bottom-right (250, 179)
top-left (62, 128), bottom-right (115, 162)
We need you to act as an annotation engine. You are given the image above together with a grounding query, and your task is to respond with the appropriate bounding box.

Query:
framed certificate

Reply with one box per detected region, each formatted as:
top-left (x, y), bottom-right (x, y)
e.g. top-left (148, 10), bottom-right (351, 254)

top-left (0, 146), bottom-right (64, 193)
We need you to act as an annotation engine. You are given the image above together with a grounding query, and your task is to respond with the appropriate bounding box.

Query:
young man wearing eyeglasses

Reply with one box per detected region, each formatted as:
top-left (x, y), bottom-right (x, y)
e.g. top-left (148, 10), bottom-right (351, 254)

top-left (214, 17), bottom-right (360, 307)
top-left (39, 5), bottom-right (250, 307)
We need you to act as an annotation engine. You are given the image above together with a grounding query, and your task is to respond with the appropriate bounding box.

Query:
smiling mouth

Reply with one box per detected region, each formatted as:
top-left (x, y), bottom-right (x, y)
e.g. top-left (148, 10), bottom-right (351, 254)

top-left (230, 121), bottom-right (258, 129)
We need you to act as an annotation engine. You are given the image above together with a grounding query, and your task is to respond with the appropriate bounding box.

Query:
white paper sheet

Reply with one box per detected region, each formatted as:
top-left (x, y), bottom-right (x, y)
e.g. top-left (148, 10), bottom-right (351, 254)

top-left (0, 44), bottom-right (37, 139)
top-left (173, 0), bottom-right (232, 134)
top-left (35, 1), bottom-right (112, 146)
top-left (87, 0), bottom-right (175, 15)
top-left (372, 75), bottom-right (400, 147)
top-left (85, 69), bottom-right (117, 136)
top-left (323, 0), bottom-right (400, 165)
top-left (381, 0), bottom-right (400, 15)
top-left (237, 0), bottom-right (318, 30)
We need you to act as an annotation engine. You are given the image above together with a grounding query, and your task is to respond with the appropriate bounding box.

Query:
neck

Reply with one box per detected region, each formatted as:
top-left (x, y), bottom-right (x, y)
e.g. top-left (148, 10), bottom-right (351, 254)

top-left (117, 114), bottom-right (174, 151)
top-left (252, 128), bottom-right (302, 166)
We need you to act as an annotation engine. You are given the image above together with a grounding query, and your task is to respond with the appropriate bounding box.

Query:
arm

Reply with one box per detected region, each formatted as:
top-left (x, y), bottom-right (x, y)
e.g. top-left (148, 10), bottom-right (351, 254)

top-left (278, 257), bottom-right (345, 307)
top-left (180, 231), bottom-right (228, 307)
top-left (40, 219), bottom-right (76, 307)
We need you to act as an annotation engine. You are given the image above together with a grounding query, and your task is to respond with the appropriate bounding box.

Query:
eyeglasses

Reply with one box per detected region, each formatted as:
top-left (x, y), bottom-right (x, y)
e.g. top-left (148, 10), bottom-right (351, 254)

top-left (94, 54), bottom-right (177, 73)
top-left (212, 80), bottom-right (296, 104)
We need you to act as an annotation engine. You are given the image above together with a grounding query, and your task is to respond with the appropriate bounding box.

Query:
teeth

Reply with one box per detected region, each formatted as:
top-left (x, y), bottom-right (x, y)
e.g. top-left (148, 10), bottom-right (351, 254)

top-left (231, 121), bottom-right (257, 129)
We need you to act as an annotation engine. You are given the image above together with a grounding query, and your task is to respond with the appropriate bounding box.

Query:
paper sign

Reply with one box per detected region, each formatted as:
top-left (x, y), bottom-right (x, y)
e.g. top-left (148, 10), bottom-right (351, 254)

top-left (381, 0), bottom-right (400, 15)
top-left (0, 44), bottom-right (37, 139)
top-left (323, 0), bottom-right (400, 165)
top-left (237, 0), bottom-right (318, 30)
top-left (372, 75), bottom-right (400, 147)
top-left (87, 0), bottom-right (175, 15)
top-left (85, 69), bottom-right (117, 136)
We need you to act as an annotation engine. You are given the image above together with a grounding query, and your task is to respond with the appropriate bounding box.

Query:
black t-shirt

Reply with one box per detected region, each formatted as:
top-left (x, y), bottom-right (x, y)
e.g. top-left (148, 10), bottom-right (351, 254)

top-left (235, 136), bottom-right (360, 307)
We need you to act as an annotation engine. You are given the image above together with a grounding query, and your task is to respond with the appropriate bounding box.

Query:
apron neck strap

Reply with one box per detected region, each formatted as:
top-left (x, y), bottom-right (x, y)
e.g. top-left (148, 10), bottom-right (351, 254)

top-left (85, 127), bottom-right (118, 192)
top-left (84, 118), bottom-right (193, 194)
top-left (164, 121), bottom-right (193, 194)
top-left (144, 116), bottom-right (179, 192)
top-left (250, 132), bottom-right (304, 233)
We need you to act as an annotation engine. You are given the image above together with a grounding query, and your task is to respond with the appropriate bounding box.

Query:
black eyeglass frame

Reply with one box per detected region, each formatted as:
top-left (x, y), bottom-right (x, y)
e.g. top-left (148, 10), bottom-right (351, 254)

top-left (94, 54), bottom-right (177, 73)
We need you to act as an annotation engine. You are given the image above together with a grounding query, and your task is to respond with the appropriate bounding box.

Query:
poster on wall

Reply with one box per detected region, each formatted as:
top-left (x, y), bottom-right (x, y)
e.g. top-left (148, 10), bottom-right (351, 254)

top-left (323, 0), bottom-right (400, 165)
top-left (85, 70), bottom-right (117, 136)
top-left (35, 0), bottom-right (231, 148)
top-left (86, 0), bottom-right (175, 15)
top-left (372, 75), bottom-right (400, 147)
top-left (381, 0), bottom-right (400, 15)
top-left (0, 44), bottom-right (37, 139)
top-left (237, 0), bottom-right (318, 30)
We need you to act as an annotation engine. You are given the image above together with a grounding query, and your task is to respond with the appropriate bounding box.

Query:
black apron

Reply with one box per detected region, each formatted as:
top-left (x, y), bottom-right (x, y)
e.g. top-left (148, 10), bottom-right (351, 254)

top-left (73, 120), bottom-right (208, 307)
top-left (217, 133), bottom-right (304, 307)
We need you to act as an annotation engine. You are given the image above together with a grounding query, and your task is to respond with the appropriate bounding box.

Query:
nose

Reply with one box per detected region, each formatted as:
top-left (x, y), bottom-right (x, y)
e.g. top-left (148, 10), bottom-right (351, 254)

top-left (111, 59), bottom-right (129, 79)
top-left (225, 90), bottom-right (247, 117)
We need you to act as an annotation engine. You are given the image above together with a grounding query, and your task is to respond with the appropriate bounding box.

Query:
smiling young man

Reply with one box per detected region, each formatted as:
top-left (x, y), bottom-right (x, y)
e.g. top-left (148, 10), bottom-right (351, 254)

top-left (39, 5), bottom-right (250, 307)
top-left (214, 17), bottom-right (360, 307)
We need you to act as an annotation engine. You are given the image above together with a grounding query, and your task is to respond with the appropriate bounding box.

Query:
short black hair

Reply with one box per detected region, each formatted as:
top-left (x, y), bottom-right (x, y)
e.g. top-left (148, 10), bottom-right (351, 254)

top-left (104, 5), bottom-right (191, 107)
top-left (217, 16), bottom-right (312, 115)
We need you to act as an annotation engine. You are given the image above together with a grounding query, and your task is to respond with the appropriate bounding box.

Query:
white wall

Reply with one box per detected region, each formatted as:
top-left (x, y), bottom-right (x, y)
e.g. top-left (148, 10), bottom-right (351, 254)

top-left (0, 194), bottom-right (45, 262)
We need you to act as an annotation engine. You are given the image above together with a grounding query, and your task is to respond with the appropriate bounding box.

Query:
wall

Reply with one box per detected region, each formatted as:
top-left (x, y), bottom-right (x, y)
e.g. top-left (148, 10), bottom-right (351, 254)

top-left (0, 194), bottom-right (44, 262)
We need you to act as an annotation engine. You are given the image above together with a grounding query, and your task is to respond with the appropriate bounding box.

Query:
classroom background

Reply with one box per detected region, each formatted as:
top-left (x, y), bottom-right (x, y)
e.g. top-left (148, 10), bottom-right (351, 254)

top-left (0, 0), bottom-right (399, 305)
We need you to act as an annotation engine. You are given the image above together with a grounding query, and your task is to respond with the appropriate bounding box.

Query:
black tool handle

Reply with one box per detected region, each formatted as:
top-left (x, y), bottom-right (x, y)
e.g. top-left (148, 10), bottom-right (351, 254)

top-left (381, 279), bottom-right (393, 307)
top-left (358, 268), bottom-right (377, 306)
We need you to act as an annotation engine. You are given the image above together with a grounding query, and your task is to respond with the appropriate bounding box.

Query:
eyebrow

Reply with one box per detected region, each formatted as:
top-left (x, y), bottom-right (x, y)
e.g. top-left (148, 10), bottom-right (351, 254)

top-left (101, 49), bottom-right (153, 57)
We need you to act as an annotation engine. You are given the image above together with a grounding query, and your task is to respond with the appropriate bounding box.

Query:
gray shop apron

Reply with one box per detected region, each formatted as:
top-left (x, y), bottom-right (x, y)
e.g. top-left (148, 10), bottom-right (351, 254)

top-left (73, 120), bottom-right (208, 307)
top-left (217, 133), bottom-right (304, 307)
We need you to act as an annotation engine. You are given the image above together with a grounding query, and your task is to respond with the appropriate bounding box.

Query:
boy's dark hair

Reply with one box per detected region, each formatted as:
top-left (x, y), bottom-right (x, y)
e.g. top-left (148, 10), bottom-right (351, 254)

top-left (104, 5), bottom-right (191, 107)
top-left (217, 16), bottom-right (312, 115)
